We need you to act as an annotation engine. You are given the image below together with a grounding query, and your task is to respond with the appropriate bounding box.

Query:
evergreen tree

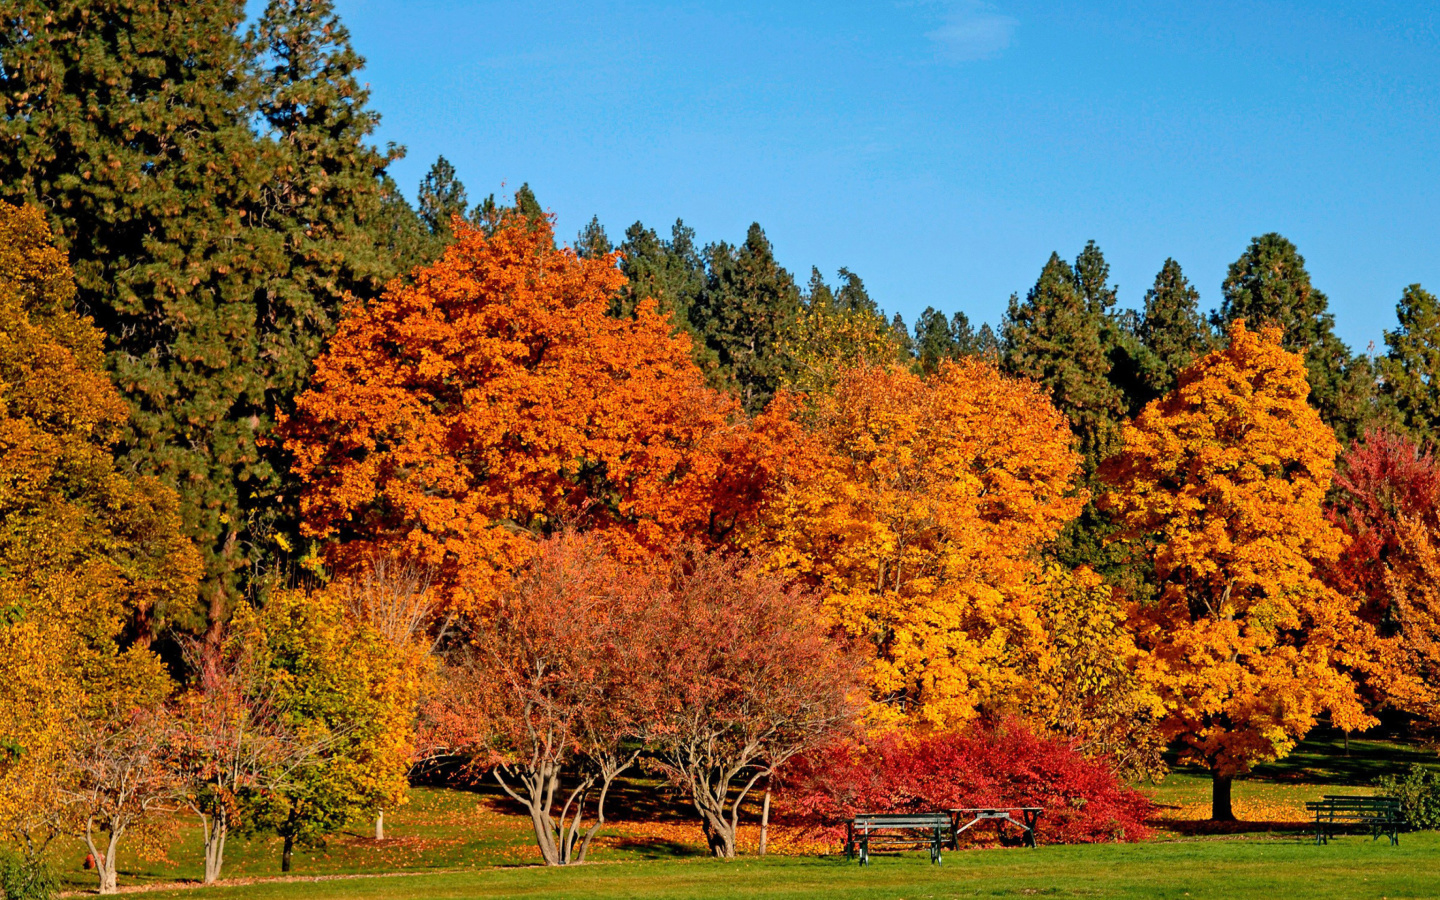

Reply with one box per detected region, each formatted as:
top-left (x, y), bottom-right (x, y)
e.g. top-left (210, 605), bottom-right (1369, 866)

top-left (691, 223), bottom-right (801, 412)
top-left (514, 182), bottom-right (544, 221)
top-left (370, 173), bottom-right (434, 276)
top-left (0, 0), bottom-right (288, 635)
top-left (1002, 251), bottom-right (1126, 474)
top-left (1137, 258), bottom-right (1211, 401)
top-left (575, 215), bottom-right (612, 259)
top-left (1381, 284), bottom-right (1440, 445)
top-left (833, 267), bottom-right (878, 315)
top-left (1217, 233), bottom-right (1374, 440)
top-left (890, 312), bottom-right (915, 358)
top-left (417, 155), bottom-right (470, 239)
top-left (914, 307), bottom-right (957, 375)
top-left (974, 323), bottom-right (1000, 357)
top-left (614, 219), bottom-right (707, 345)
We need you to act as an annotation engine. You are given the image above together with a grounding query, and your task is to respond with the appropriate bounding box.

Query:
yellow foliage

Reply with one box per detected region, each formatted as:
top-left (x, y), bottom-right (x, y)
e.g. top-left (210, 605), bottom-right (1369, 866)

top-left (1102, 321), bottom-right (1373, 777)
top-left (756, 358), bottom-right (1084, 729)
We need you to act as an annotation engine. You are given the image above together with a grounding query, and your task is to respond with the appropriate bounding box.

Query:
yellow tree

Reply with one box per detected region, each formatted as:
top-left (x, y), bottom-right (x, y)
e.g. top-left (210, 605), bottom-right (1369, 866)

top-left (757, 358), bottom-right (1085, 729)
top-left (0, 202), bottom-right (199, 889)
top-left (1102, 321), bottom-right (1373, 820)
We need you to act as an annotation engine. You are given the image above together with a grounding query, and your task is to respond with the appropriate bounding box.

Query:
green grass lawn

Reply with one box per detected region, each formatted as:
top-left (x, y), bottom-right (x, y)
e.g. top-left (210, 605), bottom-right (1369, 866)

top-left (50, 727), bottom-right (1438, 898)
top-left (107, 835), bottom-right (1440, 900)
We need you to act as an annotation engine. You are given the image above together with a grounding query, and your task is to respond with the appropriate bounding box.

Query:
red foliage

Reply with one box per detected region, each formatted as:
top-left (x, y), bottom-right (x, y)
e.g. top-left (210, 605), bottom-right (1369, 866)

top-left (1326, 429), bottom-right (1440, 615)
top-left (779, 723), bottom-right (1152, 845)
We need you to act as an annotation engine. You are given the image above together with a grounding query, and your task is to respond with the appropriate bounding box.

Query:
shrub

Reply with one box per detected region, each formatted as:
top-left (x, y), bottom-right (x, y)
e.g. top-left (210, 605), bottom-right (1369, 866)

top-left (1378, 764), bottom-right (1440, 830)
top-left (0, 848), bottom-right (57, 900)
top-left (780, 721), bottom-right (1152, 845)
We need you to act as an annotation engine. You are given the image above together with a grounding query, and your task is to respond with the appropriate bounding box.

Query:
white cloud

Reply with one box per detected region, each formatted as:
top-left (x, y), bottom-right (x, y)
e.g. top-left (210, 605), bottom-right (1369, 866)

top-left (925, 1), bottom-right (1018, 61)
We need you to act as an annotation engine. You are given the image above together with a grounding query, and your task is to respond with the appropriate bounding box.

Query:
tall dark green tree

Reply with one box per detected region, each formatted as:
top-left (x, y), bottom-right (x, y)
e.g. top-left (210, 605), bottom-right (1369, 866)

top-left (575, 215), bottom-right (612, 259)
top-left (691, 223), bottom-right (801, 412)
top-left (1002, 250), bottom-right (1127, 474)
top-left (417, 155), bottom-right (470, 240)
top-left (0, 0), bottom-right (284, 636)
top-left (1137, 258), bottom-right (1212, 402)
top-left (1380, 284), bottom-right (1440, 445)
top-left (1216, 233), bottom-right (1375, 440)
top-left (913, 307), bottom-right (983, 374)
top-left (0, 0), bottom-right (403, 639)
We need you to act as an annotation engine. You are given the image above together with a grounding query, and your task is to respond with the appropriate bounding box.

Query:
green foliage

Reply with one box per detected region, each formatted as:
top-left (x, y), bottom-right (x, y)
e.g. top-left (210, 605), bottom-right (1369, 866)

top-left (1002, 248), bottom-right (1127, 476)
top-left (1378, 764), bottom-right (1440, 830)
top-left (1216, 233), bottom-right (1375, 442)
top-left (1380, 284), bottom-right (1440, 446)
top-left (690, 223), bottom-right (802, 412)
top-left (0, 847), bottom-right (56, 900)
top-left (914, 307), bottom-right (988, 375)
top-left (1137, 258), bottom-right (1212, 403)
top-left (417, 155), bottom-right (471, 242)
top-left (0, 0), bottom-right (405, 640)
top-left (575, 216), bottom-right (613, 259)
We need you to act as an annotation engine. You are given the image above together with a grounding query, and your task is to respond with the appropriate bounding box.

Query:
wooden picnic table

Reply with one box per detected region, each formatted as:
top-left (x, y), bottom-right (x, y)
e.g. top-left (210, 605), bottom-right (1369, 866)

top-left (949, 807), bottom-right (1043, 848)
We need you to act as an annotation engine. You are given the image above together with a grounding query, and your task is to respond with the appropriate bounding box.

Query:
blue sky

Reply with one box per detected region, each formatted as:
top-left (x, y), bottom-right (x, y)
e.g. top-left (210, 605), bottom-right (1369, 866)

top-left (335, 0), bottom-right (1438, 351)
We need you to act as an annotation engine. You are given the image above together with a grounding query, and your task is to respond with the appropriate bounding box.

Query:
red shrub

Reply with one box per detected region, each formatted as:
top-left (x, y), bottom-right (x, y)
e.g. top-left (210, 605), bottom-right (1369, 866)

top-left (779, 722), bottom-right (1152, 844)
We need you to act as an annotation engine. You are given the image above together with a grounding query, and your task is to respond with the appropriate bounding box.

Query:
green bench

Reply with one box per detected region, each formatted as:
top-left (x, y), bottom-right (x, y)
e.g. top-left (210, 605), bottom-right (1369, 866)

top-left (845, 812), bottom-right (953, 865)
top-left (1304, 794), bottom-right (1401, 845)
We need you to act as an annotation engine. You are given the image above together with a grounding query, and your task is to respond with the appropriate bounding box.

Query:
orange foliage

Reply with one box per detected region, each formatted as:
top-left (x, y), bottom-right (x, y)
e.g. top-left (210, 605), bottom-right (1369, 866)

top-left (1102, 322), bottom-right (1373, 780)
top-left (755, 358), bottom-right (1085, 729)
top-left (282, 212), bottom-right (782, 612)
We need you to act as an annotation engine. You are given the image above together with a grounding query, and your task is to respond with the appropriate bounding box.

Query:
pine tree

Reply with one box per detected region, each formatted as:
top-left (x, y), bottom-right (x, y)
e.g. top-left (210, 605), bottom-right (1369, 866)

top-left (575, 216), bottom-right (612, 259)
top-left (691, 223), bottom-right (802, 412)
top-left (1002, 251), bottom-right (1126, 474)
top-left (614, 219), bottom-right (709, 370)
top-left (0, 0), bottom-right (289, 635)
top-left (1137, 258), bottom-right (1212, 402)
top-left (914, 307), bottom-right (957, 375)
top-left (1217, 233), bottom-right (1375, 440)
top-left (1381, 284), bottom-right (1440, 445)
top-left (417, 155), bottom-right (470, 240)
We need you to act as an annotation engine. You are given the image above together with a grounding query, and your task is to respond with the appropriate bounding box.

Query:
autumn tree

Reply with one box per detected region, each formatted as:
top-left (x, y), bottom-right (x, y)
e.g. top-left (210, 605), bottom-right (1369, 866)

top-left (1325, 430), bottom-right (1440, 721)
top-left (62, 709), bottom-right (182, 895)
top-left (231, 586), bottom-right (419, 872)
top-left (757, 358), bottom-right (1084, 729)
top-left (432, 532), bottom-right (658, 866)
top-left (1102, 322), bottom-right (1373, 820)
top-left (1216, 234), bottom-right (1375, 440)
top-left (781, 268), bottom-right (901, 395)
top-left (282, 212), bottom-right (761, 614)
top-left (649, 548), bottom-right (862, 859)
top-left (0, 203), bottom-right (199, 880)
top-left (1380, 284), bottom-right (1440, 445)
top-left (170, 640), bottom-right (315, 884)
top-left (1022, 564), bottom-right (1165, 779)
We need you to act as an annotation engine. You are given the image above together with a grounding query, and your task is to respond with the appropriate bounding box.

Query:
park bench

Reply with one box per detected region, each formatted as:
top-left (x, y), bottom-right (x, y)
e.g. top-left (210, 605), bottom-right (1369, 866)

top-left (845, 812), bottom-right (953, 865)
top-left (1304, 795), bottom-right (1401, 846)
top-left (951, 806), bottom-right (1044, 848)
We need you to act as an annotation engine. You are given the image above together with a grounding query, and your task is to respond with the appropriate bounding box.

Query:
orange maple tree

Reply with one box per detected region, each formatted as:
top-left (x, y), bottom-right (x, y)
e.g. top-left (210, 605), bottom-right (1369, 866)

top-left (756, 358), bottom-right (1085, 729)
top-left (1102, 321), bottom-right (1373, 820)
top-left (282, 211), bottom-right (782, 612)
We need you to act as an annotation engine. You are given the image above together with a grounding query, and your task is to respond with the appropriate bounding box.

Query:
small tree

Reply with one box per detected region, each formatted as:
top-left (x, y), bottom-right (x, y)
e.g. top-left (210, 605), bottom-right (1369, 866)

top-left (649, 548), bottom-right (862, 859)
top-left (61, 708), bottom-right (180, 895)
top-left (171, 641), bottom-right (317, 884)
top-left (439, 533), bottom-right (657, 866)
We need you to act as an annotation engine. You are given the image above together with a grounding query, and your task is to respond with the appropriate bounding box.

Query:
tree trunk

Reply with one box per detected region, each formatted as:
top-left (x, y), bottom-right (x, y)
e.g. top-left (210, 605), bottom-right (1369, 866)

top-left (281, 833), bottom-right (294, 873)
top-left (699, 806), bottom-right (736, 858)
top-left (375, 809), bottom-right (385, 841)
top-left (1211, 771), bottom-right (1236, 822)
top-left (202, 817), bottom-right (228, 884)
top-left (84, 819), bottom-right (122, 895)
top-left (758, 788), bottom-right (771, 856)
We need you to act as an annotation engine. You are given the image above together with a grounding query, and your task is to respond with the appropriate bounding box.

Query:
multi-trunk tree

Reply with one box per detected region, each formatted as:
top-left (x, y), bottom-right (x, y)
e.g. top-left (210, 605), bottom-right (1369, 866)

top-left (1102, 321), bottom-right (1374, 820)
